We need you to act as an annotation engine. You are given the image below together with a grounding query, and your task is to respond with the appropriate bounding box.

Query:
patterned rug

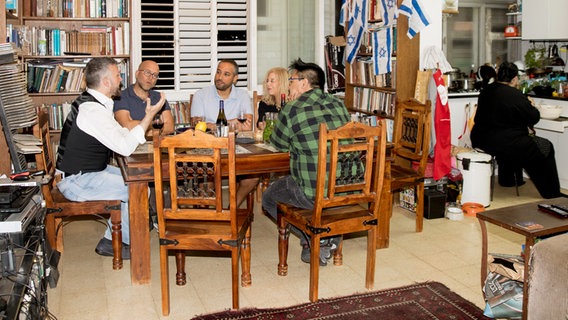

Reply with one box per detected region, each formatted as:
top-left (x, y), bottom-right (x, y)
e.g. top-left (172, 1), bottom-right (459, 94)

top-left (192, 282), bottom-right (489, 319)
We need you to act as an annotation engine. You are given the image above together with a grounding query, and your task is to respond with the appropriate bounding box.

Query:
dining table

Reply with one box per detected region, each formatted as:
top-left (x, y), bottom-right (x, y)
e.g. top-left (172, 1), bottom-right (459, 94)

top-left (118, 138), bottom-right (290, 285)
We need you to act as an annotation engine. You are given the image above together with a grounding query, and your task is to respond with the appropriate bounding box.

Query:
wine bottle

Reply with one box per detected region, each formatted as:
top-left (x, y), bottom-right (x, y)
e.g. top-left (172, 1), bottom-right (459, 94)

top-left (280, 93), bottom-right (286, 110)
top-left (216, 100), bottom-right (228, 137)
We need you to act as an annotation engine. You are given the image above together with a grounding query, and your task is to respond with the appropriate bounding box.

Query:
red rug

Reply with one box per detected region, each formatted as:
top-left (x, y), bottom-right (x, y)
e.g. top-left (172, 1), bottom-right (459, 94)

top-left (192, 282), bottom-right (489, 319)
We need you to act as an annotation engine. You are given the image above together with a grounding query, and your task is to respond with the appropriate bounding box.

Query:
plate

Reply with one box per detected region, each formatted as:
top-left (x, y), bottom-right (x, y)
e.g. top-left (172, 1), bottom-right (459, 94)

top-left (236, 137), bottom-right (255, 144)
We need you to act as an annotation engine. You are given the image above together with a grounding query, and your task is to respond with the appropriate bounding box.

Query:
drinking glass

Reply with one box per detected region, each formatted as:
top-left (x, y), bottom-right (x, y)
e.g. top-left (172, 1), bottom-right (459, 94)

top-left (152, 114), bottom-right (164, 134)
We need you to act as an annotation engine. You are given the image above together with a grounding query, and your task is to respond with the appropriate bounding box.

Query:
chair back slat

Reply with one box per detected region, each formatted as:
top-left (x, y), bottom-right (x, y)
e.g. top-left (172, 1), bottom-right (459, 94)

top-left (392, 100), bottom-right (432, 171)
top-left (153, 129), bottom-right (237, 225)
top-left (313, 121), bottom-right (387, 221)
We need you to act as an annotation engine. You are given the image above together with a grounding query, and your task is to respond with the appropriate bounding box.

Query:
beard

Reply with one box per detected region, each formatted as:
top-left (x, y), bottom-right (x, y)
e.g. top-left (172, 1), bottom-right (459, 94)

top-left (111, 82), bottom-right (123, 99)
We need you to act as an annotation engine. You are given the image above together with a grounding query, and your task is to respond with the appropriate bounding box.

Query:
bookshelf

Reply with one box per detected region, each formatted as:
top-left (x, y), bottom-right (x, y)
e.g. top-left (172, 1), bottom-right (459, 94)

top-left (344, 0), bottom-right (420, 119)
top-left (15, 0), bottom-right (132, 131)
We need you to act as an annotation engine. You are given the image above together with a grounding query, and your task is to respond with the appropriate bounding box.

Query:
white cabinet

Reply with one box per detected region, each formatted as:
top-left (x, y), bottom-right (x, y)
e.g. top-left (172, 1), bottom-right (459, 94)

top-left (522, 0), bottom-right (568, 40)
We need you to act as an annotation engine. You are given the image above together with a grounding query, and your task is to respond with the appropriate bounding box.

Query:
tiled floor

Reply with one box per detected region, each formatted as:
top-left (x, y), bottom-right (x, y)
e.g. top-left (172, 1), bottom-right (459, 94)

top-left (46, 180), bottom-right (553, 319)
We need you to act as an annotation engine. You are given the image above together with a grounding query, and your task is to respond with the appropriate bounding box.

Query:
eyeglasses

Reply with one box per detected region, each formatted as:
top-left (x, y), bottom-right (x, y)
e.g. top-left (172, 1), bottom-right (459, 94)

top-left (288, 77), bottom-right (304, 82)
top-left (140, 69), bottom-right (159, 79)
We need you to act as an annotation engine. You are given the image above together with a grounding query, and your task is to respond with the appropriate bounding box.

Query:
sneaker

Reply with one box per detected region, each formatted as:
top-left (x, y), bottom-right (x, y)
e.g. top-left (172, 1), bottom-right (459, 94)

top-left (301, 239), bottom-right (336, 266)
top-left (95, 238), bottom-right (130, 260)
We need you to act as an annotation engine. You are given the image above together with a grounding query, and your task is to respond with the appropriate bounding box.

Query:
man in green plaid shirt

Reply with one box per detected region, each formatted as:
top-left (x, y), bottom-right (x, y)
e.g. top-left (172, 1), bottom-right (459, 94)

top-left (262, 58), bottom-right (350, 266)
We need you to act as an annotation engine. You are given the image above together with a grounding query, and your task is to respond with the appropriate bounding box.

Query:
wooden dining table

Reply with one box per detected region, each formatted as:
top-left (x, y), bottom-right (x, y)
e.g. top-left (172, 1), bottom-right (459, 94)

top-left (117, 141), bottom-right (290, 285)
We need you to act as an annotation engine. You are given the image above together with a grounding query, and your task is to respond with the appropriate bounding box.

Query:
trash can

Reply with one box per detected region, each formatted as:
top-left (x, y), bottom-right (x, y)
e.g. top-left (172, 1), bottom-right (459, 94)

top-left (457, 152), bottom-right (492, 207)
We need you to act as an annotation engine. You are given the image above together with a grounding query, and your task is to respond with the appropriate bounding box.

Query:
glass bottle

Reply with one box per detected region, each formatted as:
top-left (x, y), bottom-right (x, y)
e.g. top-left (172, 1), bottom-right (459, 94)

top-left (216, 100), bottom-right (228, 137)
top-left (280, 93), bottom-right (286, 110)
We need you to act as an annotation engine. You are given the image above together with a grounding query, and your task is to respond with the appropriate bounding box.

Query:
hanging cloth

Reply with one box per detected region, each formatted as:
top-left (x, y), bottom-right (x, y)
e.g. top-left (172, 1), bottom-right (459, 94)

top-left (432, 69), bottom-right (452, 180)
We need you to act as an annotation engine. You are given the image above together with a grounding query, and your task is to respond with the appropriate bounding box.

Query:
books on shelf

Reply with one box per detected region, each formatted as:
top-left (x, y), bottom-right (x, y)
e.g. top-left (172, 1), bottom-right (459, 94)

top-left (170, 101), bottom-right (191, 125)
top-left (32, 0), bottom-right (129, 18)
top-left (42, 102), bottom-right (72, 130)
top-left (18, 25), bottom-right (130, 56)
top-left (26, 59), bottom-right (128, 94)
top-left (352, 87), bottom-right (395, 117)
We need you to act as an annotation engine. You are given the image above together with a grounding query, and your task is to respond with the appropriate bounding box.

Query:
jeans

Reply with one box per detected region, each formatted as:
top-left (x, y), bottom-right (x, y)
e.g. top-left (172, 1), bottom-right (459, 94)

top-left (56, 165), bottom-right (130, 244)
top-left (262, 175), bottom-right (314, 245)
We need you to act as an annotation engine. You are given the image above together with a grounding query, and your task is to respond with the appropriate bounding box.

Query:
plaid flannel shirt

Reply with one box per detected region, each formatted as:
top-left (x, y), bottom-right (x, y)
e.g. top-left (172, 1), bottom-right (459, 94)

top-left (270, 88), bottom-right (351, 199)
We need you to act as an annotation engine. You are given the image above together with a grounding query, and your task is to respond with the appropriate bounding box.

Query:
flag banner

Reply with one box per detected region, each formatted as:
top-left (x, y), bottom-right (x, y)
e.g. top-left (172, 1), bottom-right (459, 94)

top-left (399, 0), bottom-right (431, 39)
top-left (345, 0), bottom-right (368, 64)
top-left (372, 27), bottom-right (392, 75)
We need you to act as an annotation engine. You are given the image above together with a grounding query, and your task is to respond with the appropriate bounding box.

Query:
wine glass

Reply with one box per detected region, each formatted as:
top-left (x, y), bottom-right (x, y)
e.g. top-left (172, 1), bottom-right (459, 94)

top-left (237, 108), bottom-right (247, 128)
top-left (152, 113), bottom-right (164, 134)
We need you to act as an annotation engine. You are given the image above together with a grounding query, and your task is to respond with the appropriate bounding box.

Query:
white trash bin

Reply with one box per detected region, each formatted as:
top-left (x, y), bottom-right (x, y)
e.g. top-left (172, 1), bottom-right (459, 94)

top-left (457, 152), bottom-right (492, 207)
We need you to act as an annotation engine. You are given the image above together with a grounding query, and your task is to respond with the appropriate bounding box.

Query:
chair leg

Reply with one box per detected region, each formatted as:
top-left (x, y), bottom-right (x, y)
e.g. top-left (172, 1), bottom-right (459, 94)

top-left (332, 237), bottom-right (343, 266)
top-left (110, 211), bottom-right (123, 270)
top-left (55, 217), bottom-right (64, 252)
top-left (415, 184), bottom-right (425, 232)
top-left (366, 228), bottom-right (377, 289)
top-left (308, 236), bottom-right (320, 302)
top-left (241, 229), bottom-right (252, 287)
top-left (160, 247), bottom-right (170, 316)
top-left (277, 219), bottom-right (290, 276)
top-left (45, 214), bottom-right (57, 250)
top-left (175, 250), bottom-right (186, 285)
top-left (231, 249), bottom-right (239, 309)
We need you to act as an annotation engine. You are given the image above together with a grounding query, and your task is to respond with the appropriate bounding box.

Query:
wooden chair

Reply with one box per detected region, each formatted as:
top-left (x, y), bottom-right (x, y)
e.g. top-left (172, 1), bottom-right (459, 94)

top-left (276, 121), bottom-right (387, 302)
top-left (153, 129), bottom-right (254, 316)
top-left (34, 109), bottom-right (123, 270)
top-left (386, 99), bottom-right (432, 233)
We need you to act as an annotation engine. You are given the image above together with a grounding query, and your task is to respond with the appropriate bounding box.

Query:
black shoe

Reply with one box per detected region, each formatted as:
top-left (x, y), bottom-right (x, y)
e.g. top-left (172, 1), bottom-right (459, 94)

top-left (95, 238), bottom-right (130, 260)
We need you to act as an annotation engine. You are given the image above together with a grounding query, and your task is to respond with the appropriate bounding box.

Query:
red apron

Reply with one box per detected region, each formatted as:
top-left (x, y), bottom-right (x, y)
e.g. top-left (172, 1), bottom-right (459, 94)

top-left (432, 69), bottom-right (452, 180)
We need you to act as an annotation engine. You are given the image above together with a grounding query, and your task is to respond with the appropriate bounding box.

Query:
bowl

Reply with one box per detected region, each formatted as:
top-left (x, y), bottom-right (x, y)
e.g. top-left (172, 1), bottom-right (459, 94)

top-left (461, 202), bottom-right (485, 217)
top-left (537, 104), bottom-right (563, 120)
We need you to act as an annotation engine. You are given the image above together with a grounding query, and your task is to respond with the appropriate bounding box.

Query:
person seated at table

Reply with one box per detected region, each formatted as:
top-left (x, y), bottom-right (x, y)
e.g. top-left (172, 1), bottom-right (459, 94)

top-left (475, 64), bottom-right (524, 187)
top-left (471, 61), bottom-right (561, 199)
top-left (190, 59), bottom-right (257, 207)
top-left (257, 67), bottom-right (289, 128)
top-left (114, 60), bottom-right (175, 136)
top-left (55, 57), bottom-right (166, 259)
top-left (261, 58), bottom-right (350, 266)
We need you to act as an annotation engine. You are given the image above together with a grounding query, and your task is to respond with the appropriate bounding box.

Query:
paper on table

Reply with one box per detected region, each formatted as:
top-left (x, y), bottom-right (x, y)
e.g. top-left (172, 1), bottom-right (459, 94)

top-left (133, 141), bottom-right (152, 154)
top-left (254, 143), bottom-right (279, 152)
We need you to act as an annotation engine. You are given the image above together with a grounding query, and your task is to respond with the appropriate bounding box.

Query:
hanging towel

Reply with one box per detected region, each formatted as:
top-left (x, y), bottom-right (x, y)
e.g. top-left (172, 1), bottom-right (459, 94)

top-left (398, 0), bottom-right (431, 39)
top-left (372, 27), bottom-right (392, 75)
top-left (432, 69), bottom-right (452, 180)
top-left (422, 45), bottom-right (453, 74)
top-left (345, 0), bottom-right (368, 64)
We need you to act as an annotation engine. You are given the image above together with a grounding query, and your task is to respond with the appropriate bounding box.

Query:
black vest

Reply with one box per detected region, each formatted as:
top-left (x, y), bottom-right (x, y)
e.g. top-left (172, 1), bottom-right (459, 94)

top-left (56, 92), bottom-right (112, 174)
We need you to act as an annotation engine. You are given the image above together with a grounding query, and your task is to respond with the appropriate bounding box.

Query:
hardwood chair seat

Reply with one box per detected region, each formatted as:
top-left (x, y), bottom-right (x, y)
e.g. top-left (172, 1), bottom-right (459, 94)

top-left (34, 108), bottom-right (123, 270)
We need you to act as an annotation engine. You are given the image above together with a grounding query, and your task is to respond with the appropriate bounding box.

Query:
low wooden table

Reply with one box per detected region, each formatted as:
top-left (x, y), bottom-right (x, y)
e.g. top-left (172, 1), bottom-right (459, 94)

top-left (476, 198), bottom-right (568, 320)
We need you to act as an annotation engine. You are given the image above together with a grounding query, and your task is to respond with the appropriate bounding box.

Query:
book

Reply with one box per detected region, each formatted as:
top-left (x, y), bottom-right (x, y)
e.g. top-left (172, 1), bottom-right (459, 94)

top-left (515, 221), bottom-right (544, 230)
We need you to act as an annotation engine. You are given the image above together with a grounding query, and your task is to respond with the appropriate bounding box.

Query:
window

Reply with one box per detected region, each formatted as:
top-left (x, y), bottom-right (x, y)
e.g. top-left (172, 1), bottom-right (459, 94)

top-left (135, 0), bottom-right (336, 93)
top-left (443, 3), bottom-right (513, 73)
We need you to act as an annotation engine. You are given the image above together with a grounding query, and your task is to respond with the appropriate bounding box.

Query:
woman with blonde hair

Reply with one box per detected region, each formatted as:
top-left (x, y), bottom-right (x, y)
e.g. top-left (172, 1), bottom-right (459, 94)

top-left (257, 67), bottom-right (289, 127)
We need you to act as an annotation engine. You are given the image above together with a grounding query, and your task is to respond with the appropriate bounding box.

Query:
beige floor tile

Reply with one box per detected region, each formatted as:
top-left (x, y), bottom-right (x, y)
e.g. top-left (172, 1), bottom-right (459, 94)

top-left (46, 179), bottom-right (547, 319)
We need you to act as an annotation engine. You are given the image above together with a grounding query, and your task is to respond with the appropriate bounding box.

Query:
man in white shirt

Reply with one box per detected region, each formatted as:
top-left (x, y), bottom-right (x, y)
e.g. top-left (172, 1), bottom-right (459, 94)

top-left (56, 57), bottom-right (166, 259)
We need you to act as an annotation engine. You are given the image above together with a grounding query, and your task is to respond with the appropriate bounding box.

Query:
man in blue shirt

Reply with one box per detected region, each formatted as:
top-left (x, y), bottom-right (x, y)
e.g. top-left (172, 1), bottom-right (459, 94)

top-left (114, 60), bottom-right (174, 136)
top-left (191, 60), bottom-right (257, 207)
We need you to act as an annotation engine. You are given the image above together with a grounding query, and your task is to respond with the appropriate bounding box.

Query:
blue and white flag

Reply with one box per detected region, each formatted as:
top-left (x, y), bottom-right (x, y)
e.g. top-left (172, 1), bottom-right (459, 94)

top-left (339, 0), bottom-right (348, 27)
top-left (373, 27), bottom-right (392, 75)
top-left (398, 0), bottom-right (431, 39)
top-left (381, 0), bottom-right (398, 27)
top-left (345, 0), bottom-right (368, 64)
